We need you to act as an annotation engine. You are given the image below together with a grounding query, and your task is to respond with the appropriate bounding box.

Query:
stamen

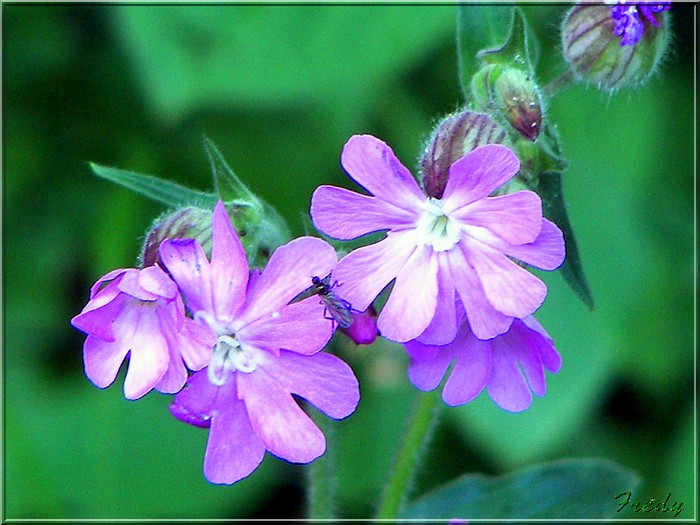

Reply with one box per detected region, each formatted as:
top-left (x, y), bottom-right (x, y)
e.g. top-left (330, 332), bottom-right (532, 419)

top-left (207, 334), bottom-right (259, 386)
top-left (415, 198), bottom-right (461, 252)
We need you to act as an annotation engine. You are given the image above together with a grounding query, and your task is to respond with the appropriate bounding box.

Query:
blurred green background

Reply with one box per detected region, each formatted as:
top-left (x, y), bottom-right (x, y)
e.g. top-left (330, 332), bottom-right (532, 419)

top-left (3, 4), bottom-right (695, 520)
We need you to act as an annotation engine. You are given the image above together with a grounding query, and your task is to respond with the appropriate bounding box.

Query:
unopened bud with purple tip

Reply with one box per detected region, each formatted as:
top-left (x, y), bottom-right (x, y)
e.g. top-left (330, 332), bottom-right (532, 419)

top-left (561, 2), bottom-right (670, 90)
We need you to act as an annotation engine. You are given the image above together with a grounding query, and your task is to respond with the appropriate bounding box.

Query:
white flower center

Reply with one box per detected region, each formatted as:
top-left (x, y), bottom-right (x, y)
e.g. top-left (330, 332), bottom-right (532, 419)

top-left (195, 310), bottom-right (261, 386)
top-left (207, 334), bottom-right (260, 385)
top-left (415, 198), bottom-right (461, 252)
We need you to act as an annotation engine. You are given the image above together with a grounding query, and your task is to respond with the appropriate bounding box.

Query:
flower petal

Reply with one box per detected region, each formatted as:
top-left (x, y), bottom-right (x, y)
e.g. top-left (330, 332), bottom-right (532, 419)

top-left (82, 335), bottom-right (129, 389)
top-left (240, 297), bottom-right (333, 356)
top-left (378, 246), bottom-right (438, 343)
top-left (415, 259), bottom-right (457, 346)
top-left (209, 201), bottom-right (249, 321)
top-left (340, 134), bottom-right (426, 211)
top-left (446, 246), bottom-right (513, 340)
top-left (508, 321), bottom-right (547, 397)
top-left (406, 339), bottom-right (457, 392)
top-left (487, 337), bottom-right (533, 412)
top-left (160, 238), bottom-right (214, 318)
top-left (121, 311), bottom-right (170, 400)
top-left (137, 265), bottom-right (179, 300)
top-left (204, 393), bottom-right (266, 485)
top-left (311, 185), bottom-right (417, 240)
top-left (154, 346), bottom-right (188, 395)
top-left (442, 329), bottom-right (492, 406)
top-left (238, 369), bottom-right (326, 463)
top-left (88, 268), bottom-right (129, 299)
top-left (503, 219), bottom-right (566, 270)
top-left (268, 350), bottom-right (360, 419)
top-left (177, 316), bottom-right (216, 371)
top-left (521, 316), bottom-right (562, 373)
top-left (465, 240), bottom-right (547, 318)
top-left (239, 237), bottom-right (337, 326)
top-left (170, 368), bottom-right (220, 425)
top-left (442, 144), bottom-right (520, 208)
top-left (71, 292), bottom-right (128, 342)
top-left (452, 191), bottom-right (543, 245)
top-left (331, 230), bottom-right (417, 312)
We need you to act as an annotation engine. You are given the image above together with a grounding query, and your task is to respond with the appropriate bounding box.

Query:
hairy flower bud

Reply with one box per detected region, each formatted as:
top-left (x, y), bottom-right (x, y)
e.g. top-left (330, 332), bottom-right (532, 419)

top-left (420, 110), bottom-right (510, 199)
top-left (140, 206), bottom-right (213, 268)
top-left (472, 65), bottom-right (544, 142)
top-left (561, 3), bottom-right (670, 90)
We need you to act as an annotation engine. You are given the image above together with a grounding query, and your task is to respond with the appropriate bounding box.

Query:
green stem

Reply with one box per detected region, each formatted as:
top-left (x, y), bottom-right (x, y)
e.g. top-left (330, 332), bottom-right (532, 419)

top-left (542, 69), bottom-right (575, 99)
top-left (375, 388), bottom-right (443, 519)
top-left (305, 406), bottom-right (338, 520)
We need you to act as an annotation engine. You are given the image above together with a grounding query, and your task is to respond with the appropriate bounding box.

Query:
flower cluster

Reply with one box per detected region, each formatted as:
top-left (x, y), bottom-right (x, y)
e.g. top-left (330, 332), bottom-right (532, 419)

top-left (72, 201), bottom-right (363, 484)
top-left (73, 132), bottom-right (567, 487)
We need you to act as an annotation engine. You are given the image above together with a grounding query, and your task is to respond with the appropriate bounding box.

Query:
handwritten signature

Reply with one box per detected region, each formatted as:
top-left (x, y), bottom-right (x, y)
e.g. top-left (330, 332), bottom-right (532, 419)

top-left (615, 491), bottom-right (684, 517)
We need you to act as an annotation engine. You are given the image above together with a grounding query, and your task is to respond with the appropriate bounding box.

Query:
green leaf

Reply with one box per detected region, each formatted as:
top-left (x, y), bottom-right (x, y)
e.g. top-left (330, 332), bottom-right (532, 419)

top-left (89, 162), bottom-right (216, 208)
top-left (457, 4), bottom-right (514, 99)
top-left (113, 5), bottom-right (454, 123)
top-left (203, 136), bottom-right (257, 205)
top-left (535, 170), bottom-right (595, 310)
top-left (401, 458), bottom-right (641, 519)
top-left (477, 6), bottom-right (537, 69)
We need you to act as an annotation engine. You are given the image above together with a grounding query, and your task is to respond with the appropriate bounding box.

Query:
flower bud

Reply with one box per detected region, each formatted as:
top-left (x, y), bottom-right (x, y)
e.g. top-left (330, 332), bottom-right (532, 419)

top-left (340, 306), bottom-right (379, 345)
top-left (472, 65), bottom-right (544, 142)
top-left (420, 110), bottom-right (510, 199)
top-left (561, 3), bottom-right (670, 90)
top-left (140, 206), bottom-right (213, 268)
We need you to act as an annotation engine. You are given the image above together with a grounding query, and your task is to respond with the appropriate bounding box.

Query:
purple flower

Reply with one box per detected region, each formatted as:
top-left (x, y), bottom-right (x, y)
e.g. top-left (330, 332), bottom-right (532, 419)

top-left (310, 135), bottom-right (565, 344)
top-left (160, 201), bottom-right (360, 485)
top-left (71, 265), bottom-right (214, 400)
top-left (405, 314), bottom-right (561, 412)
top-left (610, 2), bottom-right (670, 46)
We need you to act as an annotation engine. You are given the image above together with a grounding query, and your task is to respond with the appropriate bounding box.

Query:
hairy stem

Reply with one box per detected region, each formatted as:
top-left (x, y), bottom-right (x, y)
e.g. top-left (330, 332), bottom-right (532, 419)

top-left (375, 388), bottom-right (443, 519)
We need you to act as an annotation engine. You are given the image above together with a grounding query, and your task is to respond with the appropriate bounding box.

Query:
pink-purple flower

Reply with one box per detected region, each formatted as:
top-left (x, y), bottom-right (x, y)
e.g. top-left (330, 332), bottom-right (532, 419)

top-left (405, 313), bottom-right (561, 412)
top-left (311, 135), bottom-right (565, 344)
top-left (610, 2), bottom-right (671, 46)
top-left (160, 201), bottom-right (360, 484)
top-left (71, 265), bottom-right (213, 399)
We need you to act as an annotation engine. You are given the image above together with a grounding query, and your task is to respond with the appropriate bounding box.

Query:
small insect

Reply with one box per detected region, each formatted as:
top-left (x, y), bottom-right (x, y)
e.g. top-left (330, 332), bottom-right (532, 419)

top-left (293, 274), bottom-right (355, 329)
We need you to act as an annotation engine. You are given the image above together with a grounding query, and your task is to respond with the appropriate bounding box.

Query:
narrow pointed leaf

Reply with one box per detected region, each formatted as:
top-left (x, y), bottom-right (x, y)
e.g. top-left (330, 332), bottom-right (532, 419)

top-left (401, 458), bottom-right (640, 519)
top-left (533, 171), bottom-right (594, 310)
top-left (89, 163), bottom-right (216, 208)
top-left (203, 136), bottom-right (257, 205)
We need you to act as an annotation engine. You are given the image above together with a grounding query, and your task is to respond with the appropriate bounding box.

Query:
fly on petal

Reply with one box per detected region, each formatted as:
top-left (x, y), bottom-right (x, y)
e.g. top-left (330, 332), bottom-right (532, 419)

top-left (291, 274), bottom-right (355, 329)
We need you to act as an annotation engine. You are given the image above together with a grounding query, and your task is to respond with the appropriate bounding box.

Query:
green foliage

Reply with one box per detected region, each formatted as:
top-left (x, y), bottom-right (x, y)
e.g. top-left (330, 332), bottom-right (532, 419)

top-left (401, 458), bottom-right (641, 519)
top-left (3, 3), bottom-right (694, 521)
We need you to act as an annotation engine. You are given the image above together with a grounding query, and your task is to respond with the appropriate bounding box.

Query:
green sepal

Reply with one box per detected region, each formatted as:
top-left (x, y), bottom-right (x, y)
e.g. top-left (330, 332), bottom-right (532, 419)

top-left (457, 4), bottom-right (514, 101)
top-left (458, 6), bottom-right (538, 103)
top-left (477, 6), bottom-right (538, 70)
top-left (202, 137), bottom-right (293, 267)
top-left (89, 162), bottom-right (216, 209)
top-left (90, 139), bottom-right (293, 269)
